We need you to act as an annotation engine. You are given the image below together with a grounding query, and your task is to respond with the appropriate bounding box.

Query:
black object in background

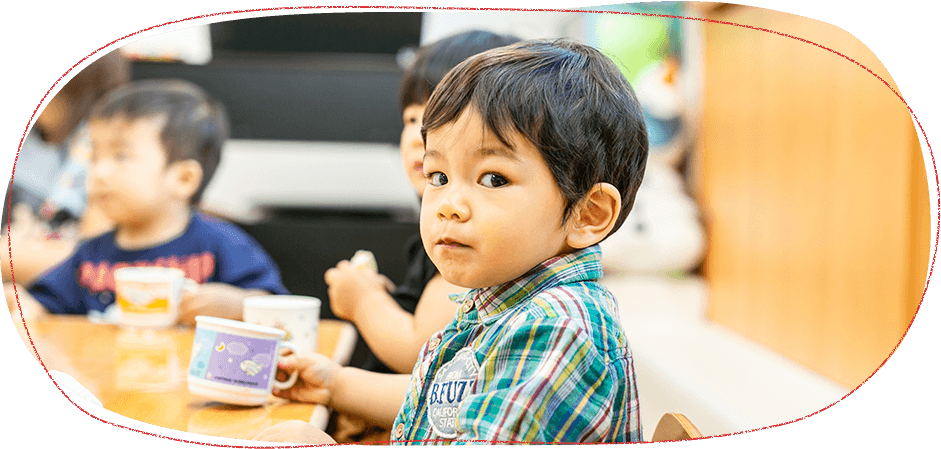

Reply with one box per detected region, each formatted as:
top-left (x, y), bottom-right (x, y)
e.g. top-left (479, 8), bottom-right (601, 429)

top-left (237, 211), bottom-right (418, 319)
top-left (130, 12), bottom-right (423, 143)
top-left (238, 212), bottom-right (420, 370)
top-left (132, 57), bottom-right (404, 143)
top-left (210, 12), bottom-right (422, 55)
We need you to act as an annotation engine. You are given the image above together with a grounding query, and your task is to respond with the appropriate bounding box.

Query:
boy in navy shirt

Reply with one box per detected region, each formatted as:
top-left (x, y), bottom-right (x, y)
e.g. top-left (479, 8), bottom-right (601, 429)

top-left (7, 80), bottom-right (288, 324)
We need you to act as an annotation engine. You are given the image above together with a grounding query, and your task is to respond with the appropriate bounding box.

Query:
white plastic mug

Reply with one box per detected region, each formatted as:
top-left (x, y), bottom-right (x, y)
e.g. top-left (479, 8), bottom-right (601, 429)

top-left (187, 316), bottom-right (299, 406)
top-left (114, 267), bottom-right (196, 327)
top-left (243, 295), bottom-right (321, 354)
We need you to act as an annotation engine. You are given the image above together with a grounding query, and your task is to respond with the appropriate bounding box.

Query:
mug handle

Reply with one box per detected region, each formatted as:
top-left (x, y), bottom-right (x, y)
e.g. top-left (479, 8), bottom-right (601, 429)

top-left (272, 341), bottom-right (299, 390)
top-left (182, 278), bottom-right (199, 295)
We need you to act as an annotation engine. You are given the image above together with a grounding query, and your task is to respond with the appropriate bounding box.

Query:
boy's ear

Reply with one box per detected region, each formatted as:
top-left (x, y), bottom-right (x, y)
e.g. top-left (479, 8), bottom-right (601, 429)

top-left (565, 183), bottom-right (621, 250)
top-left (169, 159), bottom-right (203, 201)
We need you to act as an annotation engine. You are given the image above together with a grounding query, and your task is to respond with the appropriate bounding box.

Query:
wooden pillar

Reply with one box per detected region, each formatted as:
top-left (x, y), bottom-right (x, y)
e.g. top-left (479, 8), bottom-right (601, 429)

top-left (692, 5), bottom-right (928, 388)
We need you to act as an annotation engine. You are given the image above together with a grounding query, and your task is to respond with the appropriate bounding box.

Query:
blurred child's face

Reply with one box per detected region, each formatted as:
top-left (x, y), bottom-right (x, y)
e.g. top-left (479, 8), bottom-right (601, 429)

top-left (399, 103), bottom-right (427, 196)
top-left (420, 107), bottom-right (574, 289)
top-left (87, 116), bottom-right (179, 226)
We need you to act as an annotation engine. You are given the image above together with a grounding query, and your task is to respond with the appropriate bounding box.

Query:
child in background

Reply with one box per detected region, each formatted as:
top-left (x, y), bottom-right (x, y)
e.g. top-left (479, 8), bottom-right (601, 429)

top-left (325, 30), bottom-right (521, 375)
top-left (6, 79), bottom-right (288, 324)
top-left (3, 51), bottom-right (128, 286)
top-left (255, 39), bottom-right (648, 444)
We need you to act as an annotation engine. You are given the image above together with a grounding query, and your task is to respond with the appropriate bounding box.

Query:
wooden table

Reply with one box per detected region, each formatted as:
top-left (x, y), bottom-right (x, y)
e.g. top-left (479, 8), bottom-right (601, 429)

top-left (22, 316), bottom-right (356, 441)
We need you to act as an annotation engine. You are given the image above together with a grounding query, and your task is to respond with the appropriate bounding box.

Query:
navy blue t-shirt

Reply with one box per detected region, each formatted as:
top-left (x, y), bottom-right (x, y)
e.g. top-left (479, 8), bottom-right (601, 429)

top-left (29, 212), bottom-right (289, 314)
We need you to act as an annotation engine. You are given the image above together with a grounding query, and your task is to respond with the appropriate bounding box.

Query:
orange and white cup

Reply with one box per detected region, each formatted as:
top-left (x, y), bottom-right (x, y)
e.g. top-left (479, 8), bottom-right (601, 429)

top-left (114, 267), bottom-right (196, 328)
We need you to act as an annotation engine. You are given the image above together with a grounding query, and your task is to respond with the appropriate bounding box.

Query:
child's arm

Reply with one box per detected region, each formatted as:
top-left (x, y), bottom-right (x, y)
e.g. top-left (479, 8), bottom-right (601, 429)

top-left (5, 283), bottom-right (50, 353)
top-left (255, 352), bottom-right (413, 444)
top-left (326, 261), bottom-right (463, 373)
top-left (1, 205), bottom-right (79, 285)
top-left (5, 283), bottom-right (49, 323)
top-left (177, 283), bottom-right (269, 325)
top-left (271, 350), bottom-right (411, 428)
top-left (252, 420), bottom-right (337, 444)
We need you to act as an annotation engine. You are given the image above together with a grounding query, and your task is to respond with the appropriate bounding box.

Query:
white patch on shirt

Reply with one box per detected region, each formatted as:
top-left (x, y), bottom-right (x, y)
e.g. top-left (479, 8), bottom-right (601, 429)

top-left (427, 347), bottom-right (479, 439)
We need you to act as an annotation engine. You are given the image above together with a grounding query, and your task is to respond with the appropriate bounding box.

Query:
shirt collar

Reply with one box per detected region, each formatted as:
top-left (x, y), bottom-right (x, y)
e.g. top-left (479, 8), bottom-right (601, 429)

top-left (453, 245), bottom-right (604, 321)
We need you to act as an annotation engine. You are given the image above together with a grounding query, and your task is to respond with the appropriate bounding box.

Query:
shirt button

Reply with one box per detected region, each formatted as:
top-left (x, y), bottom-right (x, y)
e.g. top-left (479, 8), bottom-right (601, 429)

top-left (463, 299), bottom-right (475, 313)
top-left (428, 335), bottom-right (441, 351)
top-left (394, 423), bottom-right (405, 439)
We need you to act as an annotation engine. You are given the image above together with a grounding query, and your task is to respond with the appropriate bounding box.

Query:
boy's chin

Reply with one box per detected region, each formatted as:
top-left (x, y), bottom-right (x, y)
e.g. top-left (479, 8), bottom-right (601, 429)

top-left (438, 270), bottom-right (483, 290)
top-left (439, 270), bottom-right (511, 291)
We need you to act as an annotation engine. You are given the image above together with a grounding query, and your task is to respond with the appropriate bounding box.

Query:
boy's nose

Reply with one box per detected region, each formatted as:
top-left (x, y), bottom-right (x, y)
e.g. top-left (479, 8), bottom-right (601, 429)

top-left (405, 128), bottom-right (424, 150)
top-left (436, 188), bottom-right (470, 222)
top-left (87, 159), bottom-right (113, 184)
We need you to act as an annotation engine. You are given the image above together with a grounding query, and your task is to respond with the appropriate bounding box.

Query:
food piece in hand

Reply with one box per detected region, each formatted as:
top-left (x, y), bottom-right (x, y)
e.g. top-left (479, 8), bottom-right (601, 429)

top-left (350, 250), bottom-right (378, 272)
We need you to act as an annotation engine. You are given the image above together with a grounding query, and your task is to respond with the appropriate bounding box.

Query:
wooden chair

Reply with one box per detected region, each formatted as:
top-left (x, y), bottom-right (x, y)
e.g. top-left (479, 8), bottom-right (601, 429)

top-left (651, 413), bottom-right (703, 442)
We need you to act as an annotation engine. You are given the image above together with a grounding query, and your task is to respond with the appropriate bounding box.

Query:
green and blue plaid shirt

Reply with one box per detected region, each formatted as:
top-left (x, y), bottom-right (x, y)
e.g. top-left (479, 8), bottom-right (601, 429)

top-left (390, 245), bottom-right (641, 444)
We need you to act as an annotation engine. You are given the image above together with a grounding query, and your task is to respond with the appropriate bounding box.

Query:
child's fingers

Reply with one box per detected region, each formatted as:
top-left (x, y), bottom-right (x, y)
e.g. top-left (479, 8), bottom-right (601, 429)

top-left (326, 260), bottom-right (381, 287)
top-left (272, 385), bottom-right (331, 404)
top-left (380, 274), bottom-right (396, 292)
top-left (180, 290), bottom-right (200, 323)
top-left (176, 296), bottom-right (200, 325)
top-left (276, 353), bottom-right (302, 372)
top-left (323, 266), bottom-right (339, 285)
top-left (277, 352), bottom-right (321, 377)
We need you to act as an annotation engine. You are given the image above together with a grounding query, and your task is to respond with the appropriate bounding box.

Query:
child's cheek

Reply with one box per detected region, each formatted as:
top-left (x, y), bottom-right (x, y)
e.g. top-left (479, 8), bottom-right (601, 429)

top-left (474, 221), bottom-right (502, 254)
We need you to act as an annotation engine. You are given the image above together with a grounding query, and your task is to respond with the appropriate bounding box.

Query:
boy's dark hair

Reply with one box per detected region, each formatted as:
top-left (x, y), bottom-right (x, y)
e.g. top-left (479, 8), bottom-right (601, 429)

top-left (89, 79), bottom-right (229, 205)
top-left (422, 39), bottom-right (648, 239)
top-left (399, 30), bottom-right (521, 111)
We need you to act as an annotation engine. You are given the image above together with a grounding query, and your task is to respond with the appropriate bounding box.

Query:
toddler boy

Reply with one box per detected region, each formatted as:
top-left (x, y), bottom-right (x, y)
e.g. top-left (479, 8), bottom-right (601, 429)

top-left (7, 79), bottom-right (288, 324)
top-left (255, 39), bottom-right (648, 444)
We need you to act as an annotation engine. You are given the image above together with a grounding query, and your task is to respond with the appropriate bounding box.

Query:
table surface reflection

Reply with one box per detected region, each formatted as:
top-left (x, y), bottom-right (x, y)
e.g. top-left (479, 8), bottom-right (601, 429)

top-left (24, 316), bottom-right (355, 441)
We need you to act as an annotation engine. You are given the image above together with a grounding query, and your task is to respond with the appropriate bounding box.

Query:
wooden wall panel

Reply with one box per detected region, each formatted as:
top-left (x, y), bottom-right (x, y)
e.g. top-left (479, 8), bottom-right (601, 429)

top-left (695, 6), bottom-right (927, 388)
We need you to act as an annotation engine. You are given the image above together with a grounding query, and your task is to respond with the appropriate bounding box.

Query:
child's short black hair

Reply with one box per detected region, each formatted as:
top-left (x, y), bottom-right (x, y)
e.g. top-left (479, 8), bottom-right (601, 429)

top-left (422, 39), bottom-right (648, 239)
top-left (399, 30), bottom-right (521, 111)
top-left (89, 79), bottom-right (229, 205)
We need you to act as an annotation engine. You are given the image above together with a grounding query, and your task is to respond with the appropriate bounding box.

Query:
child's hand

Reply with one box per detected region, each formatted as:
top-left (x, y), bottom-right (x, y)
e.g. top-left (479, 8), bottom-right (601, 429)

top-left (5, 283), bottom-right (47, 323)
top-left (251, 420), bottom-right (337, 444)
top-left (324, 260), bottom-right (395, 321)
top-left (2, 204), bottom-right (79, 285)
top-left (271, 350), bottom-right (341, 406)
top-left (178, 283), bottom-right (263, 325)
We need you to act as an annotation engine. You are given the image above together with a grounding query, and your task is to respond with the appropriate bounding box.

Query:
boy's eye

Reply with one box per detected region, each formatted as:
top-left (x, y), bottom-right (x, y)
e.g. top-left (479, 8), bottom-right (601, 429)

top-left (403, 112), bottom-right (420, 126)
top-left (428, 172), bottom-right (448, 187)
top-left (480, 173), bottom-right (509, 188)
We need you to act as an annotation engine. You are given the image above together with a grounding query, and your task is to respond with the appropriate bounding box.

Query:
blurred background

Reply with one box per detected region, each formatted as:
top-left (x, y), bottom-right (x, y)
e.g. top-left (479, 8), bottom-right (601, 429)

top-left (6, 2), bottom-right (928, 439)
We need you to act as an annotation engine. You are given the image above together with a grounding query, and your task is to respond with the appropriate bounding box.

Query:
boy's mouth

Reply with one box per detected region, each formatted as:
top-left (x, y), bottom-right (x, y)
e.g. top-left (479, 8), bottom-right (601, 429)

top-left (437, 237), bottom-right (470, 249)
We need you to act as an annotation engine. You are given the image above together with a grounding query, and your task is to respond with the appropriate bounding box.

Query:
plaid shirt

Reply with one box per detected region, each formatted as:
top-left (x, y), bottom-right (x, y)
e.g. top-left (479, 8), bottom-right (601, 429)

top-left (390, 245), bottom-right (641, 444)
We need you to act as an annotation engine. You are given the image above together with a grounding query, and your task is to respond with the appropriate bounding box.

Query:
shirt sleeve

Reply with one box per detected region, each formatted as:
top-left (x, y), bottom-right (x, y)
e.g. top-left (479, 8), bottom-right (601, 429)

top-left (27, 253), bottom-right (86, 314)
top-left (212, 227), bottom-right (289, 295)
top-left (454, 316), bottom-right (621, 443)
